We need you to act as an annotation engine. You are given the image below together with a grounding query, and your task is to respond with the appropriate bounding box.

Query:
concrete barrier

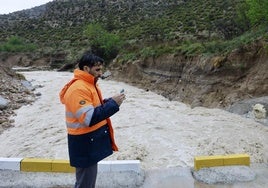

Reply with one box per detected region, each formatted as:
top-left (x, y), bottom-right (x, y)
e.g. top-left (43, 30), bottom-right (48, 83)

top-left (194, 154), bottom-right (250, 170)
top-left (0, 158), bottom-right (144, 188)
top-left (0, 157), bottom-right (140, 173)
top-left (0, 157), bottom-right (23, 171)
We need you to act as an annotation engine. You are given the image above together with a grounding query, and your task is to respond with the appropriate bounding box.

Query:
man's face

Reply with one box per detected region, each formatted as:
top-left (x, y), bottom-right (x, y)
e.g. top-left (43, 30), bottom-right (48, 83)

top-left (84, 63), bottom-right (103, 80)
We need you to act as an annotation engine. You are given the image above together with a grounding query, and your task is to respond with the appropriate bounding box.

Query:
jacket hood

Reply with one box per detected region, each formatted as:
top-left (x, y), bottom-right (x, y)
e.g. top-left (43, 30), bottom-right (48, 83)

top-left (59, 69), bottom-right (95, 104)
top-left (59, 77), bottom-right (77, 104)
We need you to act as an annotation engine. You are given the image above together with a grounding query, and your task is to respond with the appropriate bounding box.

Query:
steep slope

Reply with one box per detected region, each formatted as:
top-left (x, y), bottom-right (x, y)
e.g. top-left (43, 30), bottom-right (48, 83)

top-left (111, 39), bottom-right (268, 109)
top-left (0, 0), bottom-right (245, 52)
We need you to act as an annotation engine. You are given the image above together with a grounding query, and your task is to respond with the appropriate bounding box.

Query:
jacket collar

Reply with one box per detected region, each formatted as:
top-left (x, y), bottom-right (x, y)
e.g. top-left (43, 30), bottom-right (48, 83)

top-left (74, 69), bottom-right (96, 84)
top-left (59, 69), bottom-right (96, 104)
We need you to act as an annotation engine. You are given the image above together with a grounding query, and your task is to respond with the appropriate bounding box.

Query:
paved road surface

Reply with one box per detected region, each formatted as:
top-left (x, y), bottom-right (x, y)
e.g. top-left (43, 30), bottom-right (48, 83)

top-left (0, 164), bottom-right (267, 188)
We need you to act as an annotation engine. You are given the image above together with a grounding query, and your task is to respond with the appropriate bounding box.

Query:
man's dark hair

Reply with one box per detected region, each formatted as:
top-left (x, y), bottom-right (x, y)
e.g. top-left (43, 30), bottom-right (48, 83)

top-left (78, 52), bottom-right (104, 70)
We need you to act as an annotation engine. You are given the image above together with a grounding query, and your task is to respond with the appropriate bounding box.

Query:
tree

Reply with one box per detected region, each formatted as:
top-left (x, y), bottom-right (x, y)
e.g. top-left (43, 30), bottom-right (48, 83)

top-left (0, 36), bottom-right (36, 52)
top-left (84, 23), bottom-right (123, 62)
top-left (245, 0), bottom-right (268, 25)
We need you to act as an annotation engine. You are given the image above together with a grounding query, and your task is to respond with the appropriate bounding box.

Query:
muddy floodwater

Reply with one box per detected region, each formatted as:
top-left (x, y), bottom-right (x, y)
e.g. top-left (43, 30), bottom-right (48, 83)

top-left (0, 71), bottom-right (267, 170)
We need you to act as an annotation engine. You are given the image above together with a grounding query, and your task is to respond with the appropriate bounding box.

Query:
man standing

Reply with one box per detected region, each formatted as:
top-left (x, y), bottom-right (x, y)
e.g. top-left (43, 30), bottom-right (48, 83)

top-left (59, 52), bottom-right (125, 188)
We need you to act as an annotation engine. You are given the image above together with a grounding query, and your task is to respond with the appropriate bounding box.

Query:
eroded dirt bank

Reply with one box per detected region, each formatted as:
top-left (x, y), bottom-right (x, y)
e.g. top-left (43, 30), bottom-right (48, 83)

top-left (110, 41), bottom-right (268, 109)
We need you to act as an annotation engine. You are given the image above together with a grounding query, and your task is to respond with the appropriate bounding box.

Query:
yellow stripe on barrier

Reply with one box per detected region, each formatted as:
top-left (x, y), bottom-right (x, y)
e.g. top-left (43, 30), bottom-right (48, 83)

top-left (194, 154), bottom-right (250, 171)
top-left (224, 154), bottom-right (250, 166)
top-left (21, 158), bottom-right (52, 172)
top-left (21, 158), bottom-right (75, 173)
top-left (52, 159), bottom-right (75, 173)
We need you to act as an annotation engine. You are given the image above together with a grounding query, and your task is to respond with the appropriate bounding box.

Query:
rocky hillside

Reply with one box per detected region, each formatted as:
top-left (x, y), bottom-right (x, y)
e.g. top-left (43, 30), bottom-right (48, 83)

top-left (0, 0), bottom-right (246, 54)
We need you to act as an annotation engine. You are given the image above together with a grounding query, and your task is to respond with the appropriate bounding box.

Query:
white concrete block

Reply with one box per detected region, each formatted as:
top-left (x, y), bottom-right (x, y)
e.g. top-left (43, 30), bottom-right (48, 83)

top-left (0, 157), bottom-right (23, 171)
top-left (98, 161), bottom-right (111, 172)
top-left (110, 160), bottom-right (140, 173)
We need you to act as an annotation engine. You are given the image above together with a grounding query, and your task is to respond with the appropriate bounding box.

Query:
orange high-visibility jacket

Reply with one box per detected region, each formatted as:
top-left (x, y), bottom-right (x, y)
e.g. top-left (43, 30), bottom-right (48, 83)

top-left (59, 69), bottom-right (119, 167)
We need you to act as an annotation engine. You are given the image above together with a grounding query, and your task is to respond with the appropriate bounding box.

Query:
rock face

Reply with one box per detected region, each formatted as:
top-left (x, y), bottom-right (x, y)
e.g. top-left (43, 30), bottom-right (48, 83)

top-left (253, 104), bottom-right (267, 119)
top-left (0, 64), bottom-right (36, 134)
top-left (0, 96), bottom-right (9, 110)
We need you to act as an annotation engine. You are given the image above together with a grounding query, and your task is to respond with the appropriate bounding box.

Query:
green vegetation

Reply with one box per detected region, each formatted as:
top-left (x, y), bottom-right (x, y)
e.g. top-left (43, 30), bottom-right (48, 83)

top-left (115, 0), bottom-right (268, 60)
top-left (0, 0), bottom-right (267, 64)
top-left (138, 27), bottom-right (267, 57)
top-left (119, 0), bottom-right (268, 60)
top-left (0, 36), bottom-right (36, 52)
top-left (245, 0), bottom-right (268, 25)
top-left (84, 23), bottom-right (123, 61)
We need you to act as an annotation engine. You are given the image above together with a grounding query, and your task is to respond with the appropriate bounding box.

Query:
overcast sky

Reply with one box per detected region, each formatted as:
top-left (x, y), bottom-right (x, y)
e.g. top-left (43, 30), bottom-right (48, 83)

top-left (0, 0), bottom-right (53, 14)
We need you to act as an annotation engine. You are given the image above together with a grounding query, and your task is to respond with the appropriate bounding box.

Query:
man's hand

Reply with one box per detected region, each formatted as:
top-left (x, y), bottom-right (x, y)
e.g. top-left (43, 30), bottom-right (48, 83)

top-left (112, 93), bottom-right (126, 106)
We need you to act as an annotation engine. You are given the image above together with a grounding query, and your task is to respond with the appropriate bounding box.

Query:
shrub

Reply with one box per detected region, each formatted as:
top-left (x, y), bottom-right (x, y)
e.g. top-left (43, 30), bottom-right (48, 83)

top-left (245, 0), bottom-right (268, 26)
top-left (0, 36), bottom-right (36, 52)
top-left (84, 23), bottom-right (123, 61)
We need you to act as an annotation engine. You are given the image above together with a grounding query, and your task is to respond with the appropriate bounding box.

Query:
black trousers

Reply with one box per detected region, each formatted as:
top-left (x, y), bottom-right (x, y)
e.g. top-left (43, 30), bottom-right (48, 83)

top-left (74, 163), bottom-right (98, 188)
